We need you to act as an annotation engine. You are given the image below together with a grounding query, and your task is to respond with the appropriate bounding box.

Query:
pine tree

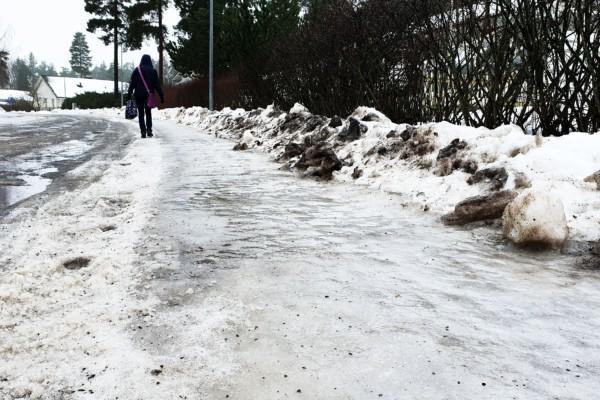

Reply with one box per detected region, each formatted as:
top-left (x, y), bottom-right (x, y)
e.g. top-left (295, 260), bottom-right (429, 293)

top-left (168, 0), bottom-right (299, 77)
top-left (69, 32), bottom-right (93, 77)
top-left (127, 0), bottom-right (170, 84)
top-left (9, 55), bottom-right (59, 90)
top-left (10, 58), bottom-right (32, 91)
top-left (27, 53), bottom-right (38, 90)
top-left (221, 0), bottom-right (300, 66)
top-left (91, 62), bottom-right (114, 80)
top-left (84, 0), bottom-right (131, 95)
top-left (0, 50), bottom-right (8, 88)
top-left (37, 62), bottom-right (58, 76)
top-left (119, 61), bottom-right (136, 80)
top-left (168, 0), bottom-right (229, 76)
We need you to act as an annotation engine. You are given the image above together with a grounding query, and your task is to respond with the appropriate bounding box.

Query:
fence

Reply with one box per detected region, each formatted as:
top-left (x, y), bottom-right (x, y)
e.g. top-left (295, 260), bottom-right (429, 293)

top-left (162, 72), bottom-right (241, 109)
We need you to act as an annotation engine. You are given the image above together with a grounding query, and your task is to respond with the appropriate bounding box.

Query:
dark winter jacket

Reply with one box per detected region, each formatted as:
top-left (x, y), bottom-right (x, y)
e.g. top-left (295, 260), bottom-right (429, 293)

top-left (128, 55), bottom-right (164, 102)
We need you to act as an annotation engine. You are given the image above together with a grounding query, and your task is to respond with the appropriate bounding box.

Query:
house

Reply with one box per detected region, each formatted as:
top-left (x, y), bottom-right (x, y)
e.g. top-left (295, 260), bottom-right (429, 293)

top-left (32, 76), bottom-right (128, 110)
top-left (0, 89), bottom-right (33, 106)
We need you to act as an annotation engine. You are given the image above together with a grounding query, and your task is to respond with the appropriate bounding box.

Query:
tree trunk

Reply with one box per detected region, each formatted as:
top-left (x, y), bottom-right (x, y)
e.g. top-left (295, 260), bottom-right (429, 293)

top-left (158, 0), bottom-right (164, 85)
top-left (113, 0), bottom-right (119, 97)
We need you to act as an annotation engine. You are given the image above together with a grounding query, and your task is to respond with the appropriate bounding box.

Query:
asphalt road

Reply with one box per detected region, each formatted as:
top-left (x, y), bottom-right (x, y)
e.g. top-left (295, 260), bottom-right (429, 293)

top-left (0, 113), bottom-right (133, 212)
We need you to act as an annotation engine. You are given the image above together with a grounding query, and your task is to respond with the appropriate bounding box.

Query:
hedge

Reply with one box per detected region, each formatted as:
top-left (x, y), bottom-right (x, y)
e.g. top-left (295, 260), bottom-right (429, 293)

top-left (62, 92), bottom-right (121, 110)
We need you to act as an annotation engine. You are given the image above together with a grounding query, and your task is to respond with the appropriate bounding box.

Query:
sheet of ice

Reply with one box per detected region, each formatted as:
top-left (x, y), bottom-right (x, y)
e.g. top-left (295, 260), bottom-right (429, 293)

top-left (1, 174), bottom-right (52, 206)
top-left (150, 105), bottom-right (600, 243)
top-left (0, 111), bottom-right (51, 125)
top-left (0, 138), bottom-right (94, 207)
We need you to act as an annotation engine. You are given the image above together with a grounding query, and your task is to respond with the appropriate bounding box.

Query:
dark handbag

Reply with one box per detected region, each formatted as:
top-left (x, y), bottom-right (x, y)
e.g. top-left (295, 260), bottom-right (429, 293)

top-left (125, 100), bottom-right (138, 120)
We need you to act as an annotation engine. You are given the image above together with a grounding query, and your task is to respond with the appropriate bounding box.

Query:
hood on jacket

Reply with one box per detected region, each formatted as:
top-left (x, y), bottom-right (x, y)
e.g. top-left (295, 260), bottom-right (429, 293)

top-left (140, 55), bottom-right (153, 67)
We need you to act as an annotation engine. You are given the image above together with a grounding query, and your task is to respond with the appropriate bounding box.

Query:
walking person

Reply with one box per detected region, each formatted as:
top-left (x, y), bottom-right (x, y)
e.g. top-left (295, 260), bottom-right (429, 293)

top-left (127, 55), bottom-right (164, 138)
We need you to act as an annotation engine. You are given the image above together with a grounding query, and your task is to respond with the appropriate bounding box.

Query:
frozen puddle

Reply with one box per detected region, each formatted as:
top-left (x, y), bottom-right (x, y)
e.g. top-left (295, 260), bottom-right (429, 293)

top-left (0, 174), bottom-right (52, 207)
top-left (128, 121), bottom-right (600, 400)
top-left (0, 137), bottom-right (91, 209)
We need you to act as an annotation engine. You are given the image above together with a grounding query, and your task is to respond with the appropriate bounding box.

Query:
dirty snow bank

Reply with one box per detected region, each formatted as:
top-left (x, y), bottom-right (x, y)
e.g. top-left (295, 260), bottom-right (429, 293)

top-left (154, 105), bottom-right (600, 244)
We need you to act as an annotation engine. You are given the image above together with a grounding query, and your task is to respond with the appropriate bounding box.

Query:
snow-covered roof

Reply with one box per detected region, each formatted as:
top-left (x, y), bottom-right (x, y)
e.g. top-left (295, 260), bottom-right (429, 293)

top-left (0, 89), bottom-right (33, 104)
top-left (42, 76), bottom-right (128, 98)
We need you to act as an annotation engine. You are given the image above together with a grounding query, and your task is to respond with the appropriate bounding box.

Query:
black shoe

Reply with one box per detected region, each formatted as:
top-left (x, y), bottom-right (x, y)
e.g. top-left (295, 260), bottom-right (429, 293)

top-left (147, 132), bottom-right (154, 137)
top-left (141, 133), bottom-right (147, 138)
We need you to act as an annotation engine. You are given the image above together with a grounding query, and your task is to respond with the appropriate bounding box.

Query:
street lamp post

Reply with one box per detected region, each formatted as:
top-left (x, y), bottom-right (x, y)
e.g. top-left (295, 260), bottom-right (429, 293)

top-left (120, 43), bottom-right (124, 107)
top-left (208, 0), bottom-right (214, 111)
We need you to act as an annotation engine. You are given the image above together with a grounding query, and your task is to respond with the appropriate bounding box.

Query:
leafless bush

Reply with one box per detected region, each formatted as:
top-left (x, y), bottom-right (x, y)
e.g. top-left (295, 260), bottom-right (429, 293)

top-left (247, 0), bottom-right (600, 135)
top-left (254, 0), bottom-right (436, 122)
top-left (418, 0), bottom-right (600, 134)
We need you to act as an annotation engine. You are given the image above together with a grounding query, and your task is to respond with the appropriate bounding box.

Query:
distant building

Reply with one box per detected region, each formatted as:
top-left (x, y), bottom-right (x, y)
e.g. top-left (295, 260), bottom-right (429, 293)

top-left (32, 76), bottom-right (127, 110)
top-left (0, 89), bottom-right (33, 106)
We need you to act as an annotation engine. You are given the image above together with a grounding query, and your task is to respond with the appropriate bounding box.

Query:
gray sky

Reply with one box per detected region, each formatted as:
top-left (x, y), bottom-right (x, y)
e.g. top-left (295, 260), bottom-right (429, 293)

top-left (0, 0), bottom-right (180, 70)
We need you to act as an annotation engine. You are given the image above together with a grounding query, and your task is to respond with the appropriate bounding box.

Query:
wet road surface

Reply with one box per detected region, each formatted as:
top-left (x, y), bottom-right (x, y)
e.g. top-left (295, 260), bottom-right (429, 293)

top-left (133, 120), bottom-right (600, 399)
top-left (0, 112), bottom-right (132, 211)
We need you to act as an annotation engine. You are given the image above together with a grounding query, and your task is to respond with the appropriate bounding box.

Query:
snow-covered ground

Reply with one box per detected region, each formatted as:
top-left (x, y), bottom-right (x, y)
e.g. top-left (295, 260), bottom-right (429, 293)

top-left (148, 105), bottom-right (600, 245)
top-left (0, 110), bottom-right (50, 124)
top-left (0, 117), bottom-right (164, 398)
top-left (1, 110), bottom-right (600, 399)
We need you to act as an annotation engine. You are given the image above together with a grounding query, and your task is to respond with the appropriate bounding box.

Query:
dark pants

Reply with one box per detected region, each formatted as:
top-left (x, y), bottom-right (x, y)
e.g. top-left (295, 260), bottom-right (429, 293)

top-left (136, 96), bottom-right (152, 136)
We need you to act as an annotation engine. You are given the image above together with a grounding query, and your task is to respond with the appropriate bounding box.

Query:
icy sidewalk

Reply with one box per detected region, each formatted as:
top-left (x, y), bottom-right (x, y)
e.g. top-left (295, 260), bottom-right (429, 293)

top-left (128, 120), bottom-right (599, 399)
top-left (154, 105), bottom-right (600, 246)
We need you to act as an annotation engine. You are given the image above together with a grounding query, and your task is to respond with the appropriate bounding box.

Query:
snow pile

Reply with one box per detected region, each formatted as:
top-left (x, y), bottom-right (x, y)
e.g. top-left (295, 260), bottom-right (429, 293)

top-left (0, 127), bottom-right (165, 398)
top-left (0, 89), bottom-right (33, 104)
top-left (152, 104), bottom-right (600, 243)
top-left (503, 189), bottom-right (570, 246)
top-left (241, 130), bottom-right (257, 147)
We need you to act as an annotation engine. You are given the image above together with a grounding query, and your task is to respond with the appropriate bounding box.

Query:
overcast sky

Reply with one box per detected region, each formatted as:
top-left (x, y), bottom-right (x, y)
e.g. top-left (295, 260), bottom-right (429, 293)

top-left (0, 0), bottom-right (180, 70)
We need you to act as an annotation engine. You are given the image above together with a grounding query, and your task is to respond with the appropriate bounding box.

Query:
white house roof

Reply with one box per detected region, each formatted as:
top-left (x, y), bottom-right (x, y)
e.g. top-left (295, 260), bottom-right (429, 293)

top-left (42, 76), bottom-right (128, 98)
top-left (0, 89), bottom-right (33, 104)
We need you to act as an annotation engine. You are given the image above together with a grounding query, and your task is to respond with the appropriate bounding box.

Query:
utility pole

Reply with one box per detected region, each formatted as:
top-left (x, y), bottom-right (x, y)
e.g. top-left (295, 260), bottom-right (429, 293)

top-left (208, 0), bottom-right (214, 111)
